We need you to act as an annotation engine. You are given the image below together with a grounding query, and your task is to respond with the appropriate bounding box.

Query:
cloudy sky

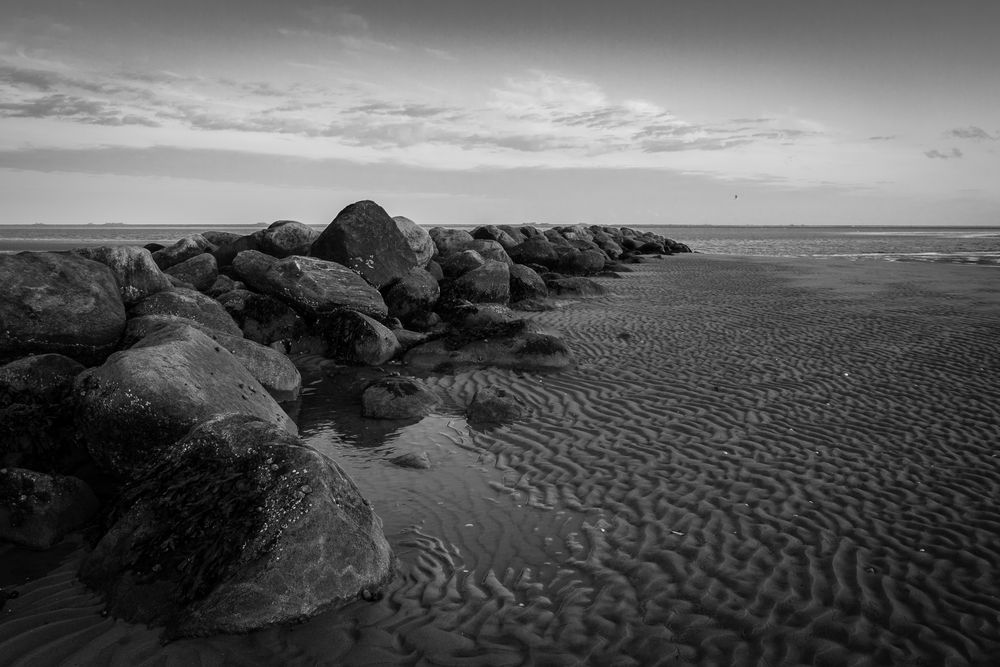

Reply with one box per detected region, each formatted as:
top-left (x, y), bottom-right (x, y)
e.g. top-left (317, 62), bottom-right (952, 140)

top-left (1, 1), bottom-right (997, 226)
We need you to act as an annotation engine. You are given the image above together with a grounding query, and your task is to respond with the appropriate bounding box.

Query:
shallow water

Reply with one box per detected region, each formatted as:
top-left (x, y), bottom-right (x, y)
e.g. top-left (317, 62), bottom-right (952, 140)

top-left (2, 255), bottom-right (1000, 665)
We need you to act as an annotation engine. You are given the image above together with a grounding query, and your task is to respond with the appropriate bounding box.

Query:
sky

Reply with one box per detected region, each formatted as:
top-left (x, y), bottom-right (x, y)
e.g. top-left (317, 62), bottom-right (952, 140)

top-left (0, 0), bottom-right (997, 226)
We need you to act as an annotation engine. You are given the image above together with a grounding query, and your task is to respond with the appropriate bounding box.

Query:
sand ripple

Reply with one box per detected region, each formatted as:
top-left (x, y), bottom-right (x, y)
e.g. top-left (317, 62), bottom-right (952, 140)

top-left (3, 255), bottom-right (999, 665)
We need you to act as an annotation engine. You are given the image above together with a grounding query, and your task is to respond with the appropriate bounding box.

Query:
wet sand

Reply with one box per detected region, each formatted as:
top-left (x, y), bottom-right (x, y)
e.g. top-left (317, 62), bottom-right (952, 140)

top-left (2, 254), bottom-right (999, 665)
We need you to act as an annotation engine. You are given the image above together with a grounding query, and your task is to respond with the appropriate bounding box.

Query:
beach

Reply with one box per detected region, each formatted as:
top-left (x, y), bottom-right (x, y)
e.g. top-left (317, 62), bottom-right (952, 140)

top-left (2, 253), bottom-right (999, 665)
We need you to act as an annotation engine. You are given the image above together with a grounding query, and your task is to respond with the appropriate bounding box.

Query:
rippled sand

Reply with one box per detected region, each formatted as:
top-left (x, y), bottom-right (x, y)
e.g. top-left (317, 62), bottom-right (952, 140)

top-left (3, 255), bottom-right (999, 666)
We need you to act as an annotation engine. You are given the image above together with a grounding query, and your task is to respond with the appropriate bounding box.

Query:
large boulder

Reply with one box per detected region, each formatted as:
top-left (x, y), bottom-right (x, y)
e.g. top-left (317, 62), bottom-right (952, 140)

top-left (382, 267), bottom-right (440, 327)
top-left (152, 234), bottom-right (212, 270)
top-left (212, 233), bottom-right (262, 269)
top-left (0, 252), bottom-right (126, 365)
top-left (441, 260), bottom-right (510, 305)
top-left (73, 246), bottom-right (172, 307)
top-left (233, 251), bottom-right (387, 320)
top-left (124, 317), bottom-right (301, 403)
top-left (556, 247), bottom-right (606, 275)
top-left (129, 288), bottom-right (242, 336)
top-left (361, 376), bottom-right (439, 419)
top-left (79, 414), bottom-right (393, 638)
top-left (311, 201), bottom-right (418, 290)
top-left (314, 311), bottom-right (400, 366)
top-left (0, 354), bottom-right (87, 472)
top-left (0, 468), bottom-right (99, 549)
top-left (258, 221), bottom-right (319, 259)
top-left (201, 230), bottom-right (243, 248)
top-left (74, 324), bottom-right (296, 477)
top-left (392, 216), bottom-right (435, 268)
top-left (165, 253), bottom-right (218, 292)
top-left (215, 289), bottom-right (305, 345)
top-left (458, 239), bottom-right (512, 265)
top-left (509, 264), bottom-right (548, 303)
top-left (471, 225), bottom-right (519, 250)
top-left (428, 227), bottom-right (474, 258)
top-left (404, 321), bottom-right (573, 372)
top-left (439, 249), bottom-right (486, 279)
top-left (509, 238), bottom-right (559, 269)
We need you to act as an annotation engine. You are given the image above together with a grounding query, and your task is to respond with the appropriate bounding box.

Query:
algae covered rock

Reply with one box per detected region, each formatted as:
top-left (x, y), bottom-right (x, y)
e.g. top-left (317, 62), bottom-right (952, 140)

top-left (315, 310), bottom-right (400, 366)
top-left (403, 320), bottom-right (573, 372)
top-left (467, 386), bottom-right (528, 424)
top-left (79, 414), bottom-right (394, 638)
top-left (75, 323), bottom-right (296, 477)
top-left (361, 376), bottom-right (439, 419)
top-left (0, 252), bottom-right (126, 365)
top-left (0, 354), bottom-right (87, 472)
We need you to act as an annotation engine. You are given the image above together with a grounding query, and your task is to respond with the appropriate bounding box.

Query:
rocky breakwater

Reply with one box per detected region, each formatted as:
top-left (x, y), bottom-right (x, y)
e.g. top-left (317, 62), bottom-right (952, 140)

top-left (0, 200), bottom-right (688, 637)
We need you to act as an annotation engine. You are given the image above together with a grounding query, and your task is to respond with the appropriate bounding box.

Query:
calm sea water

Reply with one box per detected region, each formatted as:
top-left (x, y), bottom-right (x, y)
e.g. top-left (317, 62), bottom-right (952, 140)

top-left (1, 224), bottom-right (999, 266)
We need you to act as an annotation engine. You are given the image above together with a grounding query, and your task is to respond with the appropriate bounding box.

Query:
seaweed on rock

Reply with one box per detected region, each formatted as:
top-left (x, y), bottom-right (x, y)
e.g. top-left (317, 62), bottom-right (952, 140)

top-left (110, 431), bottom-right (312, 605)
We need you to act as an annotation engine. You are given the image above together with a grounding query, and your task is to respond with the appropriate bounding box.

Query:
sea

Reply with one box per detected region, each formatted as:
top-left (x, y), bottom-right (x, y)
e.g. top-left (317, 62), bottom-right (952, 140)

top-left (1, 223), bottom-right (999, 265)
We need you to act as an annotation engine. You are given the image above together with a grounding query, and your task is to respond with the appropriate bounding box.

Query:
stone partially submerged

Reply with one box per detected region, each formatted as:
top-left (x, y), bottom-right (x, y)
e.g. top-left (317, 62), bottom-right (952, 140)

top-left (75, 324), bottom-right (296, 477)
top-left (79, 414), bottom-right (393, 638)
top-left (404, 320), bottom-right (573, 372)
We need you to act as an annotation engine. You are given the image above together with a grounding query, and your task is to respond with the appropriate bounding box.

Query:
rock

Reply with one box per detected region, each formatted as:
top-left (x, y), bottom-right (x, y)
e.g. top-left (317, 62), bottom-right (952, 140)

top-left (314, 311), bottom-right (400, 366)
top-left (233, 251), bottom-right (387, 320)
top-left (78, 414), bottom-right (393, 638)
top-left (439, 249), bottom-right (486, 279)
top-left (212, 233), bottom-right (262, 269)
top-left (458, 239), bottom-right (512, 265)
top-left (201, 231), bottom-right (243, 247)
top-left (404, 321), bottom-right (573, 372)
top-left (0, 252), bottom-right (126, 365)
top-left (258, 221), bottom-right (320, 259)
top-left (205, 274), bottom-right (242, 298)
top-left (165, 253), bottom-right (218, 292)
top-left (311, 201), bottom-right (418, 289)
top-left (361, 376), bottom-right (439, 419)
top-left (382, 267), bottom-right (440, 327)
top-left (544, 276), bottom-right (608, 297)
top-left (144, 242), bottom-right (165, 253)
top-left (451, 303), bottom-right (518, 329)
top-left (509, 264), bottom-right (548, 303)
top-left (441, 260), bottom-right (510, 305)
top-left (556, 247), bottom-right (606, 275)
top-left (129, 288), bottom-right (243, 336)
top-left (543, 229), bottom-right (573, 247)
top-left (74, 324), bottom-right (296, 477)
top-left (425, 260), bottom-right (444, 282)
top-left (124, 317), bottom-right (301, 403)
top-left (216, 289), bottom-right (305, 345)
top-left (0, 354), bottom-right (87, 472)
top-left (428, 227), bottom-right (474, 258)
top-left (392, 216), bottom-right (435, 267)
top-left (0, 468), bottom-right (98, 549)
top-left (152, 234), bottom-right (212, 270)
top-left (467, 387), bottom-right (528, 423)
top-left (389, 452), bottom-right (431, 469)
top-left (392, 329), bottom-right (432, 354)
top-left (497, 225), bottom-right (529, 246)
top-left (471, 225), bottom-right (519, 250)
top-left (73, 246), bottom-right (173, 307)
top-left (508, 238), bottom-right (559, 269)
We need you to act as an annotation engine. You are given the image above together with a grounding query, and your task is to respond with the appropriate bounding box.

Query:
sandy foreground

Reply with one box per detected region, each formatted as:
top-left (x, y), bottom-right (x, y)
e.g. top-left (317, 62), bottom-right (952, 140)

top-left (2, 254), bottom-right (999, 666)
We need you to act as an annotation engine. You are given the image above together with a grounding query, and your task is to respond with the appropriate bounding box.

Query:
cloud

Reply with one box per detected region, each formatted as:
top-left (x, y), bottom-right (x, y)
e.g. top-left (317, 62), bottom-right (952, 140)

top-left (924, 148), bottom-right (963, 159)
top-left (279, 6), bottom-right (399, 53)
top-left (868, 135), bottom-right (896, 141)
top-left (0, 93), bottom-right (160, 126)
top-left (948, 126), bottom-right (996, 141)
